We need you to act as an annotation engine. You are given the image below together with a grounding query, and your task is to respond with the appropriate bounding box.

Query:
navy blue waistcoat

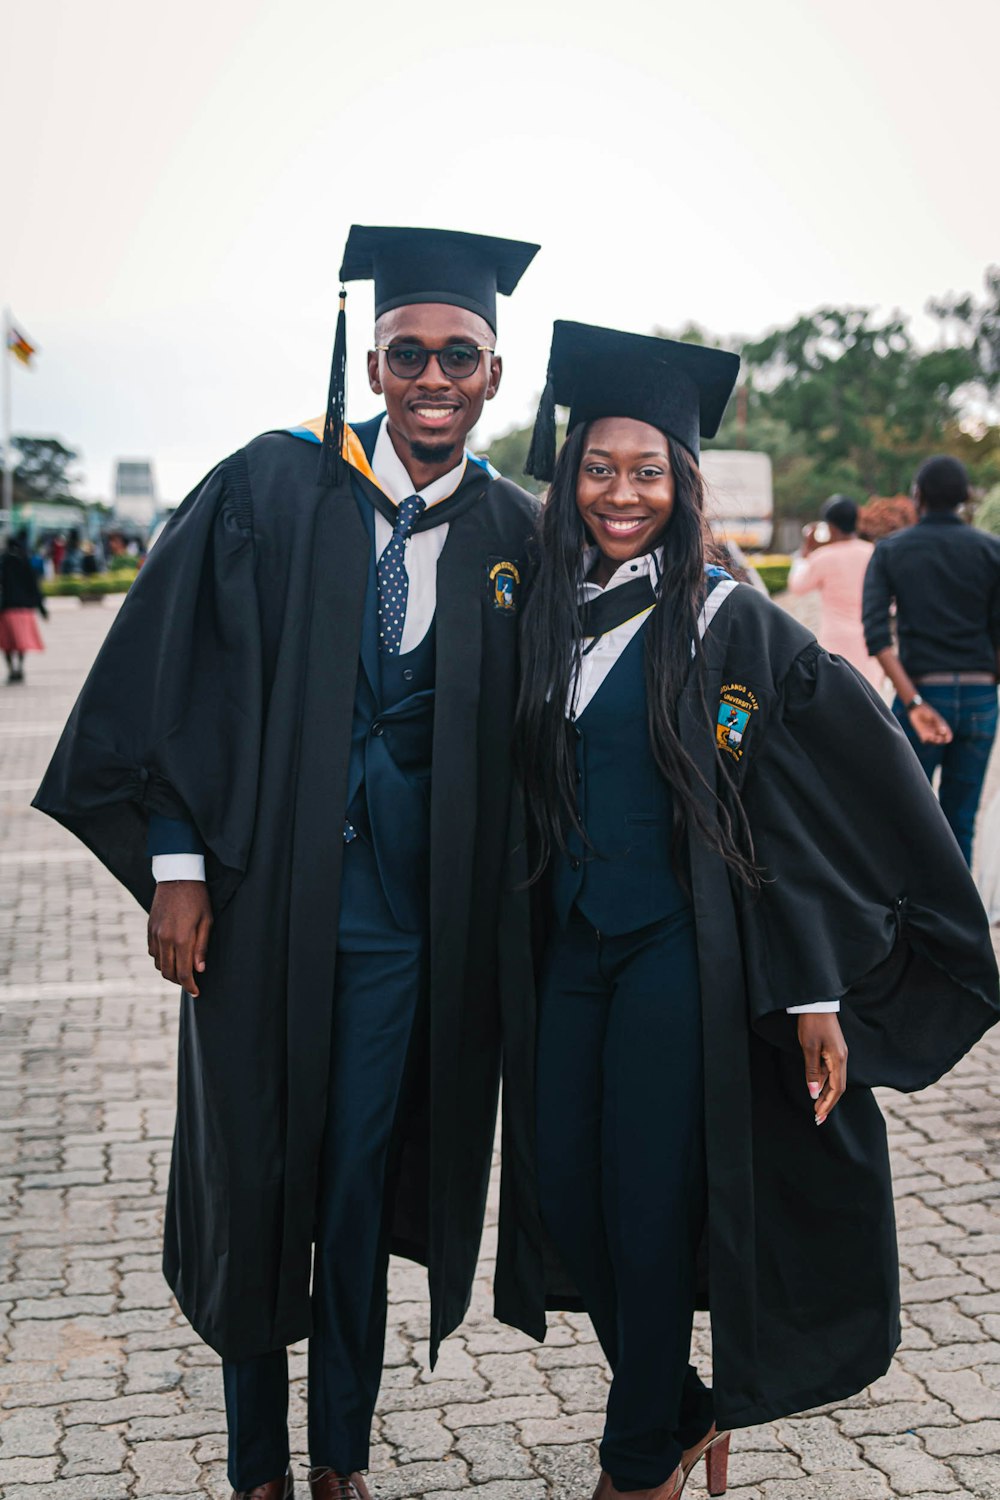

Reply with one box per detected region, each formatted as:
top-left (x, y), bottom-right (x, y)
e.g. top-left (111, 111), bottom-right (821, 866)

top-left (551, 621), bottom-right (690, 936)
top-left (345, 477), bottom-right (436, 933)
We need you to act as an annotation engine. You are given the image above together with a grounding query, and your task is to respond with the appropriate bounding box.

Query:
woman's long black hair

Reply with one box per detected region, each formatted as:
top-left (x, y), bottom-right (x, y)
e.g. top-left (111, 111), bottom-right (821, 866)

top-left (515, 422), bottom-right (760, 888)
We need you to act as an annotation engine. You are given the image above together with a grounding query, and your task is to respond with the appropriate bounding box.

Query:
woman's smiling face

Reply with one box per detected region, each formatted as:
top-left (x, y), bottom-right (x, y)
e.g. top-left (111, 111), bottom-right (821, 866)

top-left (575, 417), bottom-right (675, 572)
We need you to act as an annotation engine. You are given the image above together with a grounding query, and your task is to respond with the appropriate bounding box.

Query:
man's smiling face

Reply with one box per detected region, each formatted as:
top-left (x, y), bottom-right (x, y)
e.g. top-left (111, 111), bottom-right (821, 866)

top-left (367, 302), bottom-right (502, 471)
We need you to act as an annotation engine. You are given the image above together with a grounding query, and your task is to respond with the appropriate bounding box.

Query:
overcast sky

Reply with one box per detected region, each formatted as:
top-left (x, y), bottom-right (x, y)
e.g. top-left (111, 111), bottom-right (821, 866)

top-left (4, 0), bottom-right (998, 503)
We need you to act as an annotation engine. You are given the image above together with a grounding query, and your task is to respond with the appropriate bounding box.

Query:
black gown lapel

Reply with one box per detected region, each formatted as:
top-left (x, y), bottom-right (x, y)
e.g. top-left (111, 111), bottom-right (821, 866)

top-left (427, 486), bottom-right (490, 1235)
top-left (679, 594), bottom-right (763, 1416)
top-left (278, 482), bottom-right (371, 1330)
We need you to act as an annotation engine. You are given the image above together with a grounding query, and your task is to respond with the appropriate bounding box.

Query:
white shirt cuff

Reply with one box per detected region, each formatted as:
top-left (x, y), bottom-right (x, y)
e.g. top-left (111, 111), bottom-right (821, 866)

top-left (152, 853), bottom-right (206, 882)
top-left (787, 1000), bottom-right (841, 1014)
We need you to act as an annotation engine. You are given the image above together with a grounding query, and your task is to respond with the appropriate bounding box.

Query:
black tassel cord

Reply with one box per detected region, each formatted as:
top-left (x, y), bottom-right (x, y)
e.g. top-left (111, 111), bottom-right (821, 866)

top-left (524, 366), bottom-right (557, 482)
top-left (318, 288), bottom-right (348, 486)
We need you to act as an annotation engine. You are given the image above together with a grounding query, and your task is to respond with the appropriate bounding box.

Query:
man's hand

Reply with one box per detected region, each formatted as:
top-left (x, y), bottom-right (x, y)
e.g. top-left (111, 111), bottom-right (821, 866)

top-left (908, 702), bottom-right (953, 746)
top-left (797, 1013), bottom-right (848, 1126)
top-left (148, 882), bottom-right (214, 997)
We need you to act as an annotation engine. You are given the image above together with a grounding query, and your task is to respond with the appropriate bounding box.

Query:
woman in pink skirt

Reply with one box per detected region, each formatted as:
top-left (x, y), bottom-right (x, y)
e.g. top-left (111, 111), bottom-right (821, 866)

top-left (787, 495), bottom-right (883, 689)
top-left (0, 533), bottom-right (47, 683)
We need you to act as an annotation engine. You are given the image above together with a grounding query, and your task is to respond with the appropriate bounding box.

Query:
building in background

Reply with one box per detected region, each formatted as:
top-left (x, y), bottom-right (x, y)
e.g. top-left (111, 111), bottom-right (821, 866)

top-left (112, 459), bottom-right (158, 531)
top-left (701, 449), bottom-right (774, 552)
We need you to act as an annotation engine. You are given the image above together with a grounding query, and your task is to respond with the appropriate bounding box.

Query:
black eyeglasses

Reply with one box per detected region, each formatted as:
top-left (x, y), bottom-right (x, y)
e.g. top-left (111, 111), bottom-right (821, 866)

top-left (374, 342), bottom-right (494, 380)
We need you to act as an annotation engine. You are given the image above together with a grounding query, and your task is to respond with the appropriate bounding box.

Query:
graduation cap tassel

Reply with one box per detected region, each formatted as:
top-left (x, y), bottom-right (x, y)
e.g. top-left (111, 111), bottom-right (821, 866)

top-left (524, 365), bottom-right (556, 483)
top-left (318, 287), bottom-right (348, 486)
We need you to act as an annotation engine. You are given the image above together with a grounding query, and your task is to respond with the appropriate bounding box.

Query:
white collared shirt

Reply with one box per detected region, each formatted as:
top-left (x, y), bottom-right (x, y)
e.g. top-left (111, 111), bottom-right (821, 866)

top-left (153, 414), bottom-right (466, 884)
top-left (370, 413), bottom-right (466, 654)
top-left (570, 549), bottom-right (838, 1017)
top-left (569, 548), bottom-right (660, 718)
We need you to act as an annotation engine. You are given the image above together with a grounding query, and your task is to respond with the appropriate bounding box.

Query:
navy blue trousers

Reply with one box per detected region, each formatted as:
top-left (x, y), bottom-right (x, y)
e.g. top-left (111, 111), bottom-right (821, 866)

top-left (223, 835), bottom-right (426, 1490)
top-left (536, 906), bottom-right (712, 1493)
top-left (893, 680), bottom-right (998, 865)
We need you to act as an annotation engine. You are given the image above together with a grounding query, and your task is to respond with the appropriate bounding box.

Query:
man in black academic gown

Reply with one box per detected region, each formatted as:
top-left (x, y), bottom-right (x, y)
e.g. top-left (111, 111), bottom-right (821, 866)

top-left (34, 225), bottom-right (540, 1500)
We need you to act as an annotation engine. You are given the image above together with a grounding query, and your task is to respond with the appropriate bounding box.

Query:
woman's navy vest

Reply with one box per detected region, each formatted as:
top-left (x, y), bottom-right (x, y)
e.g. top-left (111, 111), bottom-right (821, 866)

top-left (551, 620), bottom-right (690, 936)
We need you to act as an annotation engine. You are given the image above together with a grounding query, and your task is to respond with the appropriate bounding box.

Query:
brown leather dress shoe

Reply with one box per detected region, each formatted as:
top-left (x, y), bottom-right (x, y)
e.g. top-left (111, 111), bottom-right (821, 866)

top-left (231, 1469), bottom-right (294, 1500)
top-left (307, 1469), bottom-right (372, 1500)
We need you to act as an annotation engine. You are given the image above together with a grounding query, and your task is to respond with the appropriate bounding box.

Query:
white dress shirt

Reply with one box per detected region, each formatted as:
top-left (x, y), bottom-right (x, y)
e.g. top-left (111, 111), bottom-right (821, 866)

top-left (571, 551), bottom-right (838, 1017)
top-left (369, 414), bottom-right (467, 654)
top-left (153, 415), bottom-right (466, 884)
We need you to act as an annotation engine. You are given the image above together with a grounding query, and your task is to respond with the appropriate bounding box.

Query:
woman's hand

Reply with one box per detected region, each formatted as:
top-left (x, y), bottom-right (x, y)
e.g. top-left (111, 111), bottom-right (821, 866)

top-left (797, 1013), bottom-right (848, 1126)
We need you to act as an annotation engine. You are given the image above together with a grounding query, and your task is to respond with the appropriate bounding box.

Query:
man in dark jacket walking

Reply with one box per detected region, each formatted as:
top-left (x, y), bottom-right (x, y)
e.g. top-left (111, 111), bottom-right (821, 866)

top-left (863, 455), bottom-right (1000, 863)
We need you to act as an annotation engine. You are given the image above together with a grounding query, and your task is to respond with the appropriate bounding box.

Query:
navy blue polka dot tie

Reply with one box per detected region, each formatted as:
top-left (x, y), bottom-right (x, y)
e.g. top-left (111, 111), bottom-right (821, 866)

top-left (377, 494), bottom-right (426, 656)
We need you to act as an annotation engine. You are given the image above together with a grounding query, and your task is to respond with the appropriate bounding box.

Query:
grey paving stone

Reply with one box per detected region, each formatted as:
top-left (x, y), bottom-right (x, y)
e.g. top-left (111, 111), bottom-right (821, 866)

top-left (945, 1454), bottom-right (1000, 1499)
top-left (379, 1408), bottom-right (454, 1463)
top-left (529, 1441), bottom-right (600, 1498)
top-left (59, 1427), bottom-right (129, 1477)
top-left (861, 1433), bottom-right (963, 1494)
top-left (0, 1406), bottom-right (62, 1458)
top-left (127, 1437), bottom-right (201, 1493)
top-left (774, 1414), bottom-right (866, 1471)
top-left (1, 1483), bottom-right (132, 1500)
top-left (420, 1486), bottom-right (542, 1500)
top-left (367, 1456), bottom-right (469, 1497)
top-left (453, 1423), bottom-right (538, 1483)
top-left (443, 1394), bottom-right (560, 1430)
top-left (920, 1367), bottom-right (1000, 1421)
top-left (542, 1363), bottom-right (610, 1416)
top-left (836, 1399), bottom-right (958, 1436)
top-left (918, 1418), bottom-right (1000, 1456)
top-left (752, 1475), bottom-right (891, 1500)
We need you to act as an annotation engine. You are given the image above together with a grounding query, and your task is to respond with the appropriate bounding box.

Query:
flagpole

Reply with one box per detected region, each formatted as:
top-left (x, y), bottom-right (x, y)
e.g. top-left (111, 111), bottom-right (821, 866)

top-left (1, 307), bottom-right (12, 522)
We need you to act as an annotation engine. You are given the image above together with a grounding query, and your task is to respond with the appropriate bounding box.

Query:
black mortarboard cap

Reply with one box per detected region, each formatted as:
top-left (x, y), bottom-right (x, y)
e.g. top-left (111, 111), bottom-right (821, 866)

top-left (524, 320), bottom-right (741, 482)
top-left (319, 225), bottom-right (540, 484)
top-left (340, 224), bottom-right (539, 331)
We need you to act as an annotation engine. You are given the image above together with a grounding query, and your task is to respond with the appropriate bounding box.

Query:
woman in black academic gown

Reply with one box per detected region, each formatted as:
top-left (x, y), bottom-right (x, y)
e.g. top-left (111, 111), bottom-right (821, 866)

top-left (500, 322), bottom-right (1000, 1500)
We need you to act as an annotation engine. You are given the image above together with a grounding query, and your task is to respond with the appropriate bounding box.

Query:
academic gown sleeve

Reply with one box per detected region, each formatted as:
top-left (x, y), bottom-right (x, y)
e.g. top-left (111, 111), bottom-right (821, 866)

top-left (736, 641), bottom-right (999, 1090)
top-left (33, 454), bottom-right (261, 915)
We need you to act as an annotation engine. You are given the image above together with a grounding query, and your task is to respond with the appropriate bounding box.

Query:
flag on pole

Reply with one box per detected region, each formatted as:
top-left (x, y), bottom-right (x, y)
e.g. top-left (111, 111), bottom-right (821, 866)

top-left (6, 324), bottom-right (36, 367)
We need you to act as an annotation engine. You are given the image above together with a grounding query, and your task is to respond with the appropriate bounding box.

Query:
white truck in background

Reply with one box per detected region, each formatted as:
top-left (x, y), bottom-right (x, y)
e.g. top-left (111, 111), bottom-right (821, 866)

top-left (701, 449), bottom-right (774, 552)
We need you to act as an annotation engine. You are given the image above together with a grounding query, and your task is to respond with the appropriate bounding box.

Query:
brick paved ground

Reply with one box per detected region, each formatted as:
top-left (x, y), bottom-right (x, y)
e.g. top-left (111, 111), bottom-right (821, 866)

top-left (3, 599), bottom-right (1000, 1500)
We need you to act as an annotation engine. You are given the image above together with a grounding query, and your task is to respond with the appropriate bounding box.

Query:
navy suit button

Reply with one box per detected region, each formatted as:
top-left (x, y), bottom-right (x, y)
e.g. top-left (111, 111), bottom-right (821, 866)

top-left (371, 722), bottom-right (384, 737)
top-left (402, 669), bottom-right (414, 682)
top-left (569, 856), bottom-right (581, 871)
top-left (575, 770), bottom-right (582, 784)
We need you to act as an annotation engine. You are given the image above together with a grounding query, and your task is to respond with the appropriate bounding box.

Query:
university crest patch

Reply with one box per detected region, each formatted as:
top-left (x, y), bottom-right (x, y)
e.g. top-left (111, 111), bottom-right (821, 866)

top-left (487, 558), bottom-right (521, 612)
top-left (717, 682), bottom-right (759, 760)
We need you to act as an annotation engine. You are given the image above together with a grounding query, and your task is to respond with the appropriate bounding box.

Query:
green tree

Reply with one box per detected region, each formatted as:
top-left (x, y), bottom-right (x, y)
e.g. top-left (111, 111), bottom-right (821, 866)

top-left (484, 268), bottom-right (1000, 523)
top-left (11, 436), bottom-right (81, 503)
top-left (481, 416), bottom-right (566, 495)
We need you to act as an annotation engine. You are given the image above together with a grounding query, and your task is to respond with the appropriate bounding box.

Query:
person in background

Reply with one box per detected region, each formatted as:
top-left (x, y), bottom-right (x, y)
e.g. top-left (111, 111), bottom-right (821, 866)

top-left (863, 455), bottom-right (1000, 865)
top-left (60, 530), bottom-right (83, 576)
top-left (0, 531), bottom-right (48, 683)
top-left (788, 495), bottom-right (880, 687)
top-left (50, 533), bottom-right (66, 575)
